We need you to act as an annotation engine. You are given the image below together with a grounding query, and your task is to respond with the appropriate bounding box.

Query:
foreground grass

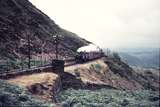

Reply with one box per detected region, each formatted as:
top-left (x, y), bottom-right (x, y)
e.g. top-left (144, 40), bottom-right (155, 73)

top-left (58, 88), bottom-right (159, 107)
top-left (0, 79), bottom-right (54, 107)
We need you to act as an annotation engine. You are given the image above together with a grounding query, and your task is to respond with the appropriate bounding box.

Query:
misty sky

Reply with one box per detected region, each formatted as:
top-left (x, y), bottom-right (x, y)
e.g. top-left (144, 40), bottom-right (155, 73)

top-left (30, 0), bottom-right (160, 49)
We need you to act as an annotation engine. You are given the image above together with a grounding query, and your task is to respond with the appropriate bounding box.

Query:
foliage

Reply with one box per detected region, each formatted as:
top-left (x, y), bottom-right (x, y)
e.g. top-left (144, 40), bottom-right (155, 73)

top-left (0, 59), bottom-right (50, 73)
top-left (112, 52), bottom-right (121, 61)
top-left (89, 64), bottom-right (102, 73)
top-left (58, 88), bottom-right (159, 107)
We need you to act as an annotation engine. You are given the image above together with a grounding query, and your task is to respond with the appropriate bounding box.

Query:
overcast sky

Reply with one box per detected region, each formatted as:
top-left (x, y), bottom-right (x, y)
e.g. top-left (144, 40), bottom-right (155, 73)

top-left (30, 0), bottom-right (160, 49)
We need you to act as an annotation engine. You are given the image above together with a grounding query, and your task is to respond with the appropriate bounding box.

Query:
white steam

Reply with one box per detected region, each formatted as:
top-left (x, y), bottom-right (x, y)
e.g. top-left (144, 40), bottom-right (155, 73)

top-left (77, 44), bottom-right (101, 52)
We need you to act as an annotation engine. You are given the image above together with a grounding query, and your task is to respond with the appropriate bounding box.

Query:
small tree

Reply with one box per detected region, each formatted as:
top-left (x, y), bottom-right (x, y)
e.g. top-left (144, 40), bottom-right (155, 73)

top-left (112, 52), bottom-right (121, 60)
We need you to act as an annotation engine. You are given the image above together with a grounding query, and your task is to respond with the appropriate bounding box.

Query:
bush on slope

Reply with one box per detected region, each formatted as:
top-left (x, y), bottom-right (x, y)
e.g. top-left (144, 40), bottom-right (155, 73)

top-left (58, 88), bottom-right (159, 107)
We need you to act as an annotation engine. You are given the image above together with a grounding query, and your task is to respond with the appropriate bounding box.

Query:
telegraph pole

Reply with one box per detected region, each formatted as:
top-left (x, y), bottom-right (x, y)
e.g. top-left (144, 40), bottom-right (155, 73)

top-left (53, 33), bottom-right (59, 60)
top-left (27, 33), bottom-right (31, 69)
top-left (52, 33), bottom-right (65, 73)
top-left (55, 34), bottom-right (58, 59)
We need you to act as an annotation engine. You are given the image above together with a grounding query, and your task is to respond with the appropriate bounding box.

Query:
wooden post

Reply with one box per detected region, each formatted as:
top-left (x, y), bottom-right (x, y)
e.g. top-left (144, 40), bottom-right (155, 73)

top-left (7, 59), bottom-right (9, 71)
top-left (27, 33), bottom-right (31, 69)
top-left (55, 34), bottom-right (58, 60)
top-left (53, 33), bottom-right (60, 60)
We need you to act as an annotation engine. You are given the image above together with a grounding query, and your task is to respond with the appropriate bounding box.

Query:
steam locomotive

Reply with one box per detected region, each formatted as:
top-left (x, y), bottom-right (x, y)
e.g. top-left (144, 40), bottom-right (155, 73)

top-left (75, 44), bottom-right (104, 63)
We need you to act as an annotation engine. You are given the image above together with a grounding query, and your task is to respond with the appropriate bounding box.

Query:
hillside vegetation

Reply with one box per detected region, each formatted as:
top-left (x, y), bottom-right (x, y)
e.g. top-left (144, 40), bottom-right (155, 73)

top-left (65, 57), bottom-right (159, 91)
top-left (58, 88), bottom-right (159, 107)
top-left (0, 0), bottom-right (89, 72)
top-left (0, 57), bottom-right (159, 107)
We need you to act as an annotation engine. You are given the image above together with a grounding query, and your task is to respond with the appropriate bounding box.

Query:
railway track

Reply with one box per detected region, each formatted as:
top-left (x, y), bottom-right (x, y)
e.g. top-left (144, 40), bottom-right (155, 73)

top-left (0, 57), bottom-right (104, 79)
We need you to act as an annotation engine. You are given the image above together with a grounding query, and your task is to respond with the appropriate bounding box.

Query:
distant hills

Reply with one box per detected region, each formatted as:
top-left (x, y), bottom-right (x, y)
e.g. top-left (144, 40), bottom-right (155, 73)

top-left (116, 48), bottom-right (159, 69)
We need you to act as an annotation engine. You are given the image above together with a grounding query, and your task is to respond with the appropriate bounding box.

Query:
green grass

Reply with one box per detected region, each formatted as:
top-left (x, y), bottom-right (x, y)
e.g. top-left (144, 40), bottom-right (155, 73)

top-left (58, 88), bottom-right (159, 107)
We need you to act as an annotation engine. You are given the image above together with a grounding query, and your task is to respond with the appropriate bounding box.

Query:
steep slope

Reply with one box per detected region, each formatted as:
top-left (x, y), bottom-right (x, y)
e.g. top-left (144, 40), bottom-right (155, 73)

top-left (65, 57), bottom-right (159, 91)
top-left (65, 58), bottom-right (142, 90)
top-left (104, 57), bottom-right (159, 91)
top-left (0, 0), bottom-right (89, 64)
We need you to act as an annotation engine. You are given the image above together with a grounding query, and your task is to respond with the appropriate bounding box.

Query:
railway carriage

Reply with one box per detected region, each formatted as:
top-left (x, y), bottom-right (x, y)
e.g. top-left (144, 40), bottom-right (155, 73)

top-left (75, 44), bottom-right (104, 63)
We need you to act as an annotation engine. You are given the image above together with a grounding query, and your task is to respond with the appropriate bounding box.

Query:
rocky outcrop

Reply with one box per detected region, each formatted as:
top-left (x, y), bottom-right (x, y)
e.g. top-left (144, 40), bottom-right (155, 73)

top-left (0, 79), bottom-right (55, 107)
top-left (7, 72), bottom-right (61, 103)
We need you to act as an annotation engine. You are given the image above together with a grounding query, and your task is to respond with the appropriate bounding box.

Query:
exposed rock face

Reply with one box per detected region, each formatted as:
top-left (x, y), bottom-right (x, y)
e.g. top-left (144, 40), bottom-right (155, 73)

top-left (65, 58), bottom-right (142, 90)
top-left (0, 79), bottom-right (56, 107)
top-left (0, 0), bottom-right (89, 60)
top-left (7, 72), bottom-right (61, 103)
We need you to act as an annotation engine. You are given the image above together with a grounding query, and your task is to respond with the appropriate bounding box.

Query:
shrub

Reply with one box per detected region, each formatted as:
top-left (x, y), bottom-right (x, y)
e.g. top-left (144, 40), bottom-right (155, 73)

top-left (58, 88), bottom-right (159, 107)
top-left (89, 64), bottom-right (102, 73)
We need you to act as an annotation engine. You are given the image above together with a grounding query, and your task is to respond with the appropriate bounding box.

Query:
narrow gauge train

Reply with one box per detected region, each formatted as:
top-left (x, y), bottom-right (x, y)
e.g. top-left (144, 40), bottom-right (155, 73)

top-left (75, 44), bottom-right (104, 63)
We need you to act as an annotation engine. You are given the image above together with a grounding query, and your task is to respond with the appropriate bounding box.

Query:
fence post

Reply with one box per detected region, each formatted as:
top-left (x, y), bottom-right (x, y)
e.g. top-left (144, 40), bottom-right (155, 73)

top-left (7, 59), bottom-right (9, 71)
top-left (40, 55), bottom-right (43, 66)
top-left (20, 57), bottom-right (23, 70)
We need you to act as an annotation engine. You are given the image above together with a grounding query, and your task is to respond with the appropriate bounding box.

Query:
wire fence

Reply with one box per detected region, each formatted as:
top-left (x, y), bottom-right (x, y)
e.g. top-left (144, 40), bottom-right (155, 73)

top-left (0, 33), bottom-right (60, 73)
top-left (0, 55), bottom-right (52, 73)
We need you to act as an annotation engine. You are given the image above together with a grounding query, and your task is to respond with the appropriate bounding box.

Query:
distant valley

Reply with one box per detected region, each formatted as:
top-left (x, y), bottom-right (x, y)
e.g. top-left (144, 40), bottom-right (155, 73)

top-left (107, 48), bottom-right (159, 69)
